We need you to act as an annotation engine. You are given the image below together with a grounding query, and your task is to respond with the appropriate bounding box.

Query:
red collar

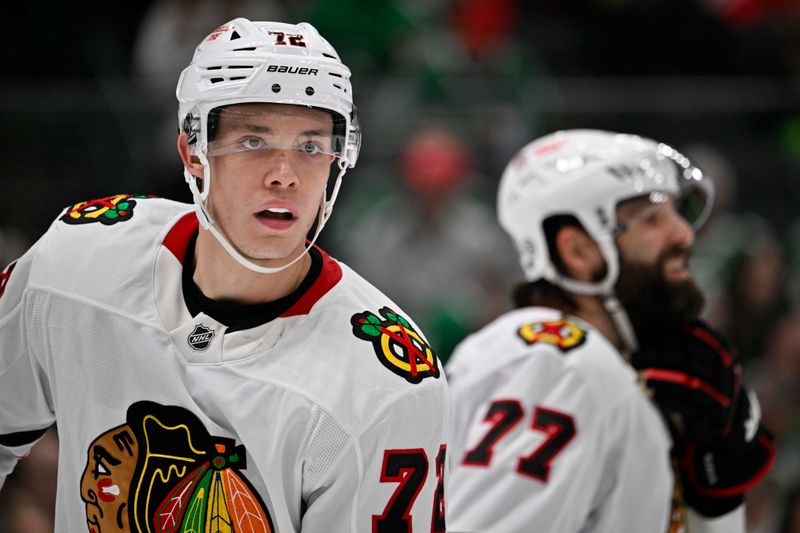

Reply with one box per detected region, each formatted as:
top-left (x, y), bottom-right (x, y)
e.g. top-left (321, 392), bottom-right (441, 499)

top-left (163, 212), bottom-right (342, 317)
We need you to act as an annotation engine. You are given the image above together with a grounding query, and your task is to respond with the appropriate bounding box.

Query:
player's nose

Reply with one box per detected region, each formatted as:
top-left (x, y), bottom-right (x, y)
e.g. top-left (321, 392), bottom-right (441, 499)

top-left (668, 209), bottom-right (695, 248)
top-left (263, 149), bottom-right (299, 189)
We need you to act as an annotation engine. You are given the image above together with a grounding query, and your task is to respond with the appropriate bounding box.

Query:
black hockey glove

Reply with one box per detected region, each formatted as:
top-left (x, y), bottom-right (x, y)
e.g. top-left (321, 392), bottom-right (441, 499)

top-left (631, 320), bottom-right (775, 517)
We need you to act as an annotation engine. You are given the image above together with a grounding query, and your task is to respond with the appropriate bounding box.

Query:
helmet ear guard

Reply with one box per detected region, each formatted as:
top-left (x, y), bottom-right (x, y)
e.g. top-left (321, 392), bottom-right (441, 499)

top-left (344, 106), bottom-right (361, 167)
top-left (182, 113), bottom-right (200, 145)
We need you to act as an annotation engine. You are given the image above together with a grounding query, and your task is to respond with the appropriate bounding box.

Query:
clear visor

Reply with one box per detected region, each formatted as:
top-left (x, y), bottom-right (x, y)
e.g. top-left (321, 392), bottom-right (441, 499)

top-left (614, 162), bottom-right (714, 236)
top-left (658, 143), bottom-right (715, 230)
top-left (204, 104), bottom-right (347, 169)
top-left (674, 167), bottom-right (714, 230)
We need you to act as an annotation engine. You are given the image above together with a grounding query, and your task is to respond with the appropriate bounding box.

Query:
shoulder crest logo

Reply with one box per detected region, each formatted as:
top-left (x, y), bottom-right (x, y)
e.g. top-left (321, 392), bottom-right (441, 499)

top-left (517, 318), bottom-right (587, 352)
top-left (61, 194), bottom-right (154, 226)
top-left (79, 401), bottom-right (275, 532)
top-left (351, 306), bottom-right (440, 384)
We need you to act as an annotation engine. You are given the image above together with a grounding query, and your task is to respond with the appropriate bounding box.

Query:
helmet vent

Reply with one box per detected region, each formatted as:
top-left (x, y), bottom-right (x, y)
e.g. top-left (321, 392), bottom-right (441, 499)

top-left (203, 64), bottom-right (255, 84)
top-left (322, 52), bottom-right (336, 59)
top-left (329, 72), bottom-right (342, 78)
top-left (233, 47), bottom-right (257, 51)
top-left (230, 31), bottom-right (241, 40)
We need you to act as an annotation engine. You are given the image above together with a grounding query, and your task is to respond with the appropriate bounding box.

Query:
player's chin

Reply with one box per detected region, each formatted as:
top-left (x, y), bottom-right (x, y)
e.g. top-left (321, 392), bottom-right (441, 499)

top-left (244, 240), bottom-right (305, 266)
top-left (245, 250), bottom-right (295, 267)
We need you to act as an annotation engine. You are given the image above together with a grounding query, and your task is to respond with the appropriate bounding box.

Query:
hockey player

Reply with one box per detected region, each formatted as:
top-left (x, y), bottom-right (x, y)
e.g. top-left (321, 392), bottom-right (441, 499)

top-left (0, 18), bottom-right (449, 532)
top-left (446, 129), bottom-right (774, 532)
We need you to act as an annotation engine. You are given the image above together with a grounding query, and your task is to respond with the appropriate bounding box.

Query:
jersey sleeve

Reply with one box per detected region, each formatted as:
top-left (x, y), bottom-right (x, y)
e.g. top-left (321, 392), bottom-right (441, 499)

top-left (0, 243), bottom-right (56, 491)
top-left (299, 383), bottom-right (450, 533)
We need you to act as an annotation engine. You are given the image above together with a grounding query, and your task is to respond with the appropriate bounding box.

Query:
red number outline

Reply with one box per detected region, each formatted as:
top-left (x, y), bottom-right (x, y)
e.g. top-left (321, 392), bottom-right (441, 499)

top-left (517, 407), bottom-right (576, 482)
top-left (373, 448), bottom-right (429, 533)
top-left (462, 399), bottom-right (524, 466)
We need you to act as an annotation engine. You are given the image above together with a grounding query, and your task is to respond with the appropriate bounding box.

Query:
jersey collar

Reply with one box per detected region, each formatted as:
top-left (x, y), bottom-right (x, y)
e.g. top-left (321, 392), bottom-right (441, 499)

top-left (162, 211), bottom-right (342, 318)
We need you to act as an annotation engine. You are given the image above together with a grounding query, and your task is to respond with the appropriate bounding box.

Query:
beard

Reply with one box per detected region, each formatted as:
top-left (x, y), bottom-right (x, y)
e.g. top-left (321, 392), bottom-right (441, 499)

top-left (614, 245), bottom-right (705, 346)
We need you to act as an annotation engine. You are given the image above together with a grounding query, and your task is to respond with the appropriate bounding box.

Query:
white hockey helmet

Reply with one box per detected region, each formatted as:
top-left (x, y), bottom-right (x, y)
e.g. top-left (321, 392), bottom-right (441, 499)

top-left (498, 129), bottom-right (714, 296)
top-left (175, 18), bottom-right (361, 273)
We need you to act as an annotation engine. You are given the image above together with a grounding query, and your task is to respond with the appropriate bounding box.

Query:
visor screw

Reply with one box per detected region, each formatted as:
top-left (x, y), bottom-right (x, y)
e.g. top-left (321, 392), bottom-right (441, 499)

top-left (305, 86), bottom-right (315, 96)
top-left (271, 83), bottom-right (281, 93)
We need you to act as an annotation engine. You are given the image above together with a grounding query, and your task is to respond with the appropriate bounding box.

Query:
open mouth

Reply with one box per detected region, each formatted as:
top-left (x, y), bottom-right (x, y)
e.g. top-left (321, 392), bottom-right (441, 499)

top-left (256, 207), bottom-right (294, 221)
top-left (663, 254), bottom-right (691, 280)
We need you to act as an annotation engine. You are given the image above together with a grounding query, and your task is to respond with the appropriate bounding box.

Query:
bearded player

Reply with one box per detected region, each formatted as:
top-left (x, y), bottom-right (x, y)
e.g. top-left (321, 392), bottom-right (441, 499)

top-left (447, 129), bottom-right (773, 532)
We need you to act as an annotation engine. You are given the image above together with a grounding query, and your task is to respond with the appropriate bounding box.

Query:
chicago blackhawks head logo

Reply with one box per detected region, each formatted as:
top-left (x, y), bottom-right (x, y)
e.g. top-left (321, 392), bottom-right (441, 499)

top-left (79, 401), bottom-right (274, 533)
top-left (517, 318), bottom-right (587, 352)
top-left (351, 306), bottom-right (440, 384)
top-left (61, 194), bottom-right (152, 226)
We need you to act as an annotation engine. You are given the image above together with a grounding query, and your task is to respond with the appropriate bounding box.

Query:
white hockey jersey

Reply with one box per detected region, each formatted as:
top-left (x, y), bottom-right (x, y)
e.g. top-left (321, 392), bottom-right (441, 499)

top-left (0, 195), bottom-right (450, 532)
top-left (446, 307), bottom-right (675, 533)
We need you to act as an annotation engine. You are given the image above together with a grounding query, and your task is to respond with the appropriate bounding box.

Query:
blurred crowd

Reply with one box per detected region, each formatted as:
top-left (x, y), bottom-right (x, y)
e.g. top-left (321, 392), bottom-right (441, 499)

top-left (3, 0), bottom-right (800, 531)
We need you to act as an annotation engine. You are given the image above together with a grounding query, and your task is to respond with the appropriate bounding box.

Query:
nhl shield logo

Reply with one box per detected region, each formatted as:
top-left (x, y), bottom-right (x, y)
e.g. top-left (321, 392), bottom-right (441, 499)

top-left (187, 324), bottom-right (216, 352)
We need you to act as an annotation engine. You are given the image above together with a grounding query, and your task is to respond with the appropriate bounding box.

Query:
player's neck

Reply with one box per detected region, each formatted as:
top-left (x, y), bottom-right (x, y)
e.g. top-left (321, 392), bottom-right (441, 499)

top-left (191, 230), bottom-right (311, 305)
top-left (570, 294), bottom-right (625, 354)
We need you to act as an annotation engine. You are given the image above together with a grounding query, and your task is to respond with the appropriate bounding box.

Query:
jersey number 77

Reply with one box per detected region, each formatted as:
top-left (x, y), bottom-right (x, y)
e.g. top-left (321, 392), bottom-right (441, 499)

top-left (462, 399), bottom-right (575, 482)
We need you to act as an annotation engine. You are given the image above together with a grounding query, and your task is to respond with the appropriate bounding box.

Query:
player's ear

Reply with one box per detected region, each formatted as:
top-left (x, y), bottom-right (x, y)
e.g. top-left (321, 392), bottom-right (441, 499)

top-left (177, 132), bottom-right (204, 178)
top-left (556, 226), bottom-right (604, 281)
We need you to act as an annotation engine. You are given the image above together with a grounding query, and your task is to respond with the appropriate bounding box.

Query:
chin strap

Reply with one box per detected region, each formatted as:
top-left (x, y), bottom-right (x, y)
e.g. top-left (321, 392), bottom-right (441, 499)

top-left (603, 294), bottom-right (639, 354)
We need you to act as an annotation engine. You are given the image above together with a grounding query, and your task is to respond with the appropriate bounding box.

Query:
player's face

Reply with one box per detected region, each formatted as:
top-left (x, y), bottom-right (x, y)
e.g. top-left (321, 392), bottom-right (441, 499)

top-left (613, 194), bottom-right (705, 332)
top-left (615, 195), bottom-right (695, 284)
top-left (206, 103), bottom-right (335, 265)
top-left (79, 424), bottom-right (138, 533)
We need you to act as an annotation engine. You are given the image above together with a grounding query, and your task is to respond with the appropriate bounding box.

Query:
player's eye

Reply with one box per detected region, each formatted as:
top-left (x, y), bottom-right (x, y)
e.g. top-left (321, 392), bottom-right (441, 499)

top-left (300, 141), bottom-right (323, 155)
top-left (643, 211), bottom-right (659, 225)
top-left (240, 137), bottom-right (266, 151)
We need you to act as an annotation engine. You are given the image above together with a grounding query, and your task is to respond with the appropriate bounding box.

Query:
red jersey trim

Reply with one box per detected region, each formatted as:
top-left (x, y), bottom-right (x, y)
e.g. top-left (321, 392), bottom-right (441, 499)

top-left (163, 212), bottom-right (199, 265)
top-left (280, 244), bottom-right (342, 317)
top-left (162, 212), bottom-right (342, 316)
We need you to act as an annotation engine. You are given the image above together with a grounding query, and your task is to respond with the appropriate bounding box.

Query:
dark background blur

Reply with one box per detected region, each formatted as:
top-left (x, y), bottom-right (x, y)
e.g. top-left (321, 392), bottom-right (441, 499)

top-left (2, 1), bottom-right (800, 239)
top-left (2, 1), bottom-right (800, 531)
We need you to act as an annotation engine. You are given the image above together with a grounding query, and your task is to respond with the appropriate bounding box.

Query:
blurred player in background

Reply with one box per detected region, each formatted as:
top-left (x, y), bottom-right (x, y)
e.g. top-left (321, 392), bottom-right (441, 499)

top-left (446, 129), bottom-right (774, 532)
top-left (0, 17), bottom-right (449, 532)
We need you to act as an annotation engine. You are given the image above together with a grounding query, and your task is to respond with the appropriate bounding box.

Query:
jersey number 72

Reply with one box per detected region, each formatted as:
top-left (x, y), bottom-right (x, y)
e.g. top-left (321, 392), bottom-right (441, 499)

top-left (373, 445), bottom-right (446, 532)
